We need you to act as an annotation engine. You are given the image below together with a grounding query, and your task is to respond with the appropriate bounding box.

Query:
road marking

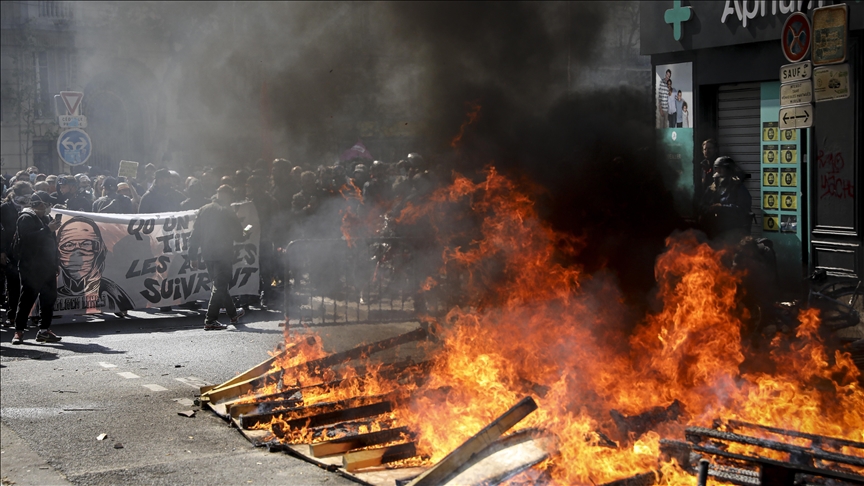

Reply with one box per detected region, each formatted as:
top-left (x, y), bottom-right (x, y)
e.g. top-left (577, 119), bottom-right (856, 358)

top-left (99, 362), bottom-right (117, 368)
top-left (117, 372), bottom-right (139, 379)
top-left (175, 377), bottom-right (210, 388)
top-left (142, 384), bottom-right (168, 391)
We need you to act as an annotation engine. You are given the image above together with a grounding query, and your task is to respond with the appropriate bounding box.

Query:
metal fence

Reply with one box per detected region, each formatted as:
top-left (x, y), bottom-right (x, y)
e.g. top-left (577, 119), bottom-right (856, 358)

top-left (281, 238), bottom-right (453, 326)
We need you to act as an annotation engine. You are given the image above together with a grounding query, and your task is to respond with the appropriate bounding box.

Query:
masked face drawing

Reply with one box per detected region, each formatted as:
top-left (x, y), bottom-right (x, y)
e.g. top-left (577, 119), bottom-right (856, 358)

top-left (58, 217), bottom-right (106, 295)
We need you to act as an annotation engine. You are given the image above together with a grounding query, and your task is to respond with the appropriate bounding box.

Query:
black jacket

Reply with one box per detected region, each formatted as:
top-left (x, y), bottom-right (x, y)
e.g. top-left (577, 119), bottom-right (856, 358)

top-left (93, 193), bottom-right (135, 214)
top-left (16, 208), bottom-right (59, 277)
top-left (138, 185), bottom-right (185, 214)
top-left (188, 201), bottom-right (243, 263)
top-left (1, 200), bottom-right (23, 257)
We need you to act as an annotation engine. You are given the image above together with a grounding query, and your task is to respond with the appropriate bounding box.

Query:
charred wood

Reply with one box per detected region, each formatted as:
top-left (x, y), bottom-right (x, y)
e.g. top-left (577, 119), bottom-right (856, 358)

top-left (242, 392), bottom-right (401, 430)
top-left (309, 427), bottom-right (412, 457)
top-left (269, 401), bottom-right (394, 438)
top-left (610, 400), bottom-right (682, 442)
top-left (726, 419), bottom-right (864, 451)
top-left (599, 471), bottom-right (658, 486)
top-left (685, 426), bottom-right (864, 467)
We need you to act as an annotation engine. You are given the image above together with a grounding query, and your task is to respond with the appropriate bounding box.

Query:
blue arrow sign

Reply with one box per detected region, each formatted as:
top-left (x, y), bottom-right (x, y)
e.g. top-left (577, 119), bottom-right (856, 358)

top-left (57, 128), bottom-right (92, 166)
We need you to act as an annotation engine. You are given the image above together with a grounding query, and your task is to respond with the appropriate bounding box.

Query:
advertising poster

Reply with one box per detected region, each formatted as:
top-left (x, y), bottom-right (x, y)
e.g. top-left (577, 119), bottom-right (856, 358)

top-left (51, 202), bottom-right (260, 316)
top-left (656, 62), bottom-right (695, 217)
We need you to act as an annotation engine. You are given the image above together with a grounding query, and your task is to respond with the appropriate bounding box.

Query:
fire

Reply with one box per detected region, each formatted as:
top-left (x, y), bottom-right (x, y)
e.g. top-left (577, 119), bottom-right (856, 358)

top-left (263, 166), bottom-right (862, 483)
top-left (450, 100), bottom-right (482, 148)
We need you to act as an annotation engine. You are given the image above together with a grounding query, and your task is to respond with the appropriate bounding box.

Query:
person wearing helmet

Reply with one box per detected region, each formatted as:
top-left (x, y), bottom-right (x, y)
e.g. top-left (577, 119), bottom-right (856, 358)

top-left (75, 173), bottom-right (94, 208)
top-left (698, 156), bottom-right (752, 241)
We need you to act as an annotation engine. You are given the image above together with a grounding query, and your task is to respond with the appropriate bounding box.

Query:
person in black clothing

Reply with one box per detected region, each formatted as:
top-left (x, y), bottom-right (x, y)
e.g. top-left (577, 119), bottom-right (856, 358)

top-left (179, 178), bottom-right (209, 210)
top-left (54, 175), bottom-right (91, 212)
top-left (699, 156), bottom-right (752, 241)
top-left (138, 169), bottom-right (185, 214)
top-left (245, 175), bottom-right (278, 307)
top-left (188, 185), bottom-right (246, 330)
top-left (1, 181), bottom-right (33, 327)
top-left (698, 139), bottom-right (719, 196)
top-left (92, 176), bottom-right (135, 214)
top-left (12, 191), bottom-right (62, 344)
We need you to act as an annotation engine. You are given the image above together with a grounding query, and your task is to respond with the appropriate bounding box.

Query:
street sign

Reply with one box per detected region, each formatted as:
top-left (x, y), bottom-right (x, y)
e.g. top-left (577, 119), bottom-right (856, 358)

top-left (781, 12), bottom-right (811, 63)
top-left (780, 81), bottom-right (813, 106)
top-left (812, 4), bottom-right (847, 66)
top-left (780, 61), bottom-right (811, 83)
top-left (58, 115), bottom-right (87, 128)
top-left (778, 104), bottom-right (813, 130)
top-left (59, 91), bottom-right (84, 116)
top-left (814, 64), bottom-right (850, 102)
top-left (57, 128), bottom-right (92, 166)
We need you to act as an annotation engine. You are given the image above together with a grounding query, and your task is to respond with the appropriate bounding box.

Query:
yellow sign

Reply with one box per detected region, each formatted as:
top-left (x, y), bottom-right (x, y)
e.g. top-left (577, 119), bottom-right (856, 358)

top-left (763, 168), bottom-right (779, 187)
top-left (780, 145), bottom-right (797, 164)
top-left (781, 168), bottom-right (797, 187)
top-left (762, 122), bottom-right (779, 141)
top-left (781, 192), bottom-right (797, 210)
top-left (782, 130), bottom-right (797, 142)
top-left (118, 160), bottom-right (139, 179)
top-left (763, 214), bottom-right (780, 232)
top-left (763, 191), bottom-right (779, 209)
top-left (763, 145), bottom-right (778, 164)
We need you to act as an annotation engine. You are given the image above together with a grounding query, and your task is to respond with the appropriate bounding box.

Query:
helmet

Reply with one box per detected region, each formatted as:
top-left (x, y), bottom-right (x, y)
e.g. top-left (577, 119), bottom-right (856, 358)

top-left (713, 156), bottom-right (735, 170)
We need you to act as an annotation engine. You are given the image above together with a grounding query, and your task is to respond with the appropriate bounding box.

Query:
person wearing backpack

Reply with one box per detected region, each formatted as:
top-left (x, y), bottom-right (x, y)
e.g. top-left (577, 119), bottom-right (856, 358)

top-left (1, 181), bottom-right (33, 327)
top-left (11, 191), bottom-right (62, 344)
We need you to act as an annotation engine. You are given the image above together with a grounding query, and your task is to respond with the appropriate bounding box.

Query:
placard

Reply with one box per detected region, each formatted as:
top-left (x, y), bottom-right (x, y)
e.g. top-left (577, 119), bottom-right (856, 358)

top-left (762, 122), bottom-right (779, 141)
top-left (118, 160), bottom-right (139, 180)
top-left (763, 191), bottom-right (779, 210)
top-left (780, 145), bottom-right (797, 164)
top-left (780, 192), bottom-right (797, 210)
top-left (763, 145), bottom-right (778, 164)
top-left (782, 129), bottom-right (797, 142)
top-left (763, 214), bottom-right (780, 232)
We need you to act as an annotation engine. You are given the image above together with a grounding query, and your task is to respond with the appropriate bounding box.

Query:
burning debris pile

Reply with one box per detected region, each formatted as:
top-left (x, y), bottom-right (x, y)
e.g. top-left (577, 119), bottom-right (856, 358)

top-left (201, 168), bottom-right (863, 485)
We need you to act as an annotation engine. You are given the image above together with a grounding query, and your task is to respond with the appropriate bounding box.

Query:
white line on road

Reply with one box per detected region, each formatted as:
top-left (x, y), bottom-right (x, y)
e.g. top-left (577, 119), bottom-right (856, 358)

top-left (98, 362), bottom-right (117, 368)
top-left (142, 384), bottom-right (168, 391)
top-left (175, 377), bottom-right (211, 388)
top-left (117, 372), bottom-right (140, 379)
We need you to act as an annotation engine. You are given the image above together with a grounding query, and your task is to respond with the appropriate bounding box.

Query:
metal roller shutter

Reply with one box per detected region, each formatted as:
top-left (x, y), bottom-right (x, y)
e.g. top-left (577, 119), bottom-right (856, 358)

top-left (716, 83), bottom-right (762, 237)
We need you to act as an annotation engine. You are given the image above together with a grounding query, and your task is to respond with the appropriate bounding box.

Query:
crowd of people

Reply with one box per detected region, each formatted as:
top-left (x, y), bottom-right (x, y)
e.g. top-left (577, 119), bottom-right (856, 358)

top-left (0, 153), bottom-right (441, 339)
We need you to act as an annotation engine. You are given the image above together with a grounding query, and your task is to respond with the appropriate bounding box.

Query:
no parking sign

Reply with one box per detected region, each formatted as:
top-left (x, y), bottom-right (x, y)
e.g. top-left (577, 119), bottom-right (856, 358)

top-left (781, 12), bottom-right (811, 63)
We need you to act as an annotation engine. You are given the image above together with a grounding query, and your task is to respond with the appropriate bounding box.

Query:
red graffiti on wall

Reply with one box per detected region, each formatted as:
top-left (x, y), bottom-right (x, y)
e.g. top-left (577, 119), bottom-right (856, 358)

top-left (818, 150), bottom-right (855, 200)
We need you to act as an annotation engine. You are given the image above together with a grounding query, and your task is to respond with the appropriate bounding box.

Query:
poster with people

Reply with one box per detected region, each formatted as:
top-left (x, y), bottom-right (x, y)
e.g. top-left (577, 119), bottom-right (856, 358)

top-left (51, 202), bottom-right (260, 315)
top-left (655, 62), bottom-right (695, 217)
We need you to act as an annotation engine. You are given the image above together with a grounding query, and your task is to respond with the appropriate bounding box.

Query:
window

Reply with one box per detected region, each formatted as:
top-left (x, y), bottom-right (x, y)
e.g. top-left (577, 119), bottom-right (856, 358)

top-left (35, 49), bottom-right (73, 118)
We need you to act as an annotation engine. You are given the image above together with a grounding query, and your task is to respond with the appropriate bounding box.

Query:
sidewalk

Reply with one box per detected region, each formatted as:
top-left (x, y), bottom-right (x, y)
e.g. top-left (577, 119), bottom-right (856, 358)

top-left (1, 422), bottom-right (73, 486)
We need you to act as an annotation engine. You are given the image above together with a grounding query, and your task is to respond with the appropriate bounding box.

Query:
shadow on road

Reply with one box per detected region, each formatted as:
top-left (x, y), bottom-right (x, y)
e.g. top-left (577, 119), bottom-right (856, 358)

top-left (0, 340), bottom-right (125, 360)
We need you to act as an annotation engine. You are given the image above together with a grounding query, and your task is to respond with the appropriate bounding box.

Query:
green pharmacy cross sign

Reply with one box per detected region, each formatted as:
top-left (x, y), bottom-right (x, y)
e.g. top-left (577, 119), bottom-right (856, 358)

top-left (665, 0), bottom-right (693, 41)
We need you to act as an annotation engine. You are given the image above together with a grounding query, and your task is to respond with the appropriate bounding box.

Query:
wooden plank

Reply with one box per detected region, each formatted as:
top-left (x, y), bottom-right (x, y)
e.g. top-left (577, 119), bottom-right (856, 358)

top-left (229, 397), bottom-right (303, 419)
top-left (203, 348), bottom-right (287, 395)
top-left (270, 401), bottom-right (395, 437)
top-left (726, 419), bottom-right (864, 450)
top-left (202, 328), bottom-right (428, 404)
top-left (310, 427), bottom-right (412, 457)
top-left (241, 391), bottom-right (402, 429)
top-left (406, 396), bottom-right (538, 486)
top-left (686, 426), bottom-right (864, 467)
top-left (442, 430), bottom-right (553, 486)
top-left (343, 442), bottom-right (418, 472)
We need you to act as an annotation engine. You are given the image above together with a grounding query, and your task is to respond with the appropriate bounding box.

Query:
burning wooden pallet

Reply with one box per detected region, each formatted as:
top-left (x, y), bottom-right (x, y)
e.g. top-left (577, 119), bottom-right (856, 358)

top-left (199, 328), bottom-right (552, 486)
top-left (660, 420), bottom-right (864, 485)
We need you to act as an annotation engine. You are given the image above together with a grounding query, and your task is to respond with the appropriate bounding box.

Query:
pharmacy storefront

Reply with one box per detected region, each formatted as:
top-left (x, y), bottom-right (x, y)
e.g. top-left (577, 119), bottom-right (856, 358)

top-left (642, 1), bottom-right (863, 281)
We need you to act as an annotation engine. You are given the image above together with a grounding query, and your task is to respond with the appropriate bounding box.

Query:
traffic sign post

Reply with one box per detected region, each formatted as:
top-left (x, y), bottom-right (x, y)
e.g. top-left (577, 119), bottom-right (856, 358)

top-left (59, 115), bottom-right (87, 128)
top-left (59, 91), bottom-right (84, 116)
top-left (781, 12), bottom-right (811, 63)
top-left (780, 61), bottom-right (811, 83)
top-left (778, 104), bottom-right (813, 130)
top-left (780, 81), bottom-right (813, 106)
top-left (814, 64), bottom-right (850, 102)
top-left (57, 128), bottom-right (92, 166)
top-left (812, 4), bottom-right (847, 66)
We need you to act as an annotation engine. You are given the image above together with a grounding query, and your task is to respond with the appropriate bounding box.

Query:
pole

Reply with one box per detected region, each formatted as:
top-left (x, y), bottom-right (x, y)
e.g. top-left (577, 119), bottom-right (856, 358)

top-left (697, 458), bottom-right (710, 486)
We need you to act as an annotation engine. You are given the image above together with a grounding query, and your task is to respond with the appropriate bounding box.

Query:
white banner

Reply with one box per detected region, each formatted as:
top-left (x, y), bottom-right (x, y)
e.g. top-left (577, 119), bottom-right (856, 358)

top-left (51, 202), bottom-right (261, 315)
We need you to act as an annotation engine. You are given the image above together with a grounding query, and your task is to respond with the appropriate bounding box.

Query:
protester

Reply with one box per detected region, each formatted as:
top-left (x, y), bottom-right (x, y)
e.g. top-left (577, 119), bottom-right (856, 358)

top-left (12, 191), bottom-right (62, 344)
top-left (187, 185), bottom-right (246, 330)
top-left (92, 176), bottom-right (135, 213)
top-left (245, 175), bottom-right (278, 308)
top-left (1, 181), bottom-right (34, 327)
top-left (138, 168), bottom-right (185, 213)
top-left (179, 178), bottom-right (209, 210)
top-left (45, 175), bottom-right (58, 194)
top-left (116, 182), bottom-right (141, 209)
top-left (699, 156), bottom-right (752, 241)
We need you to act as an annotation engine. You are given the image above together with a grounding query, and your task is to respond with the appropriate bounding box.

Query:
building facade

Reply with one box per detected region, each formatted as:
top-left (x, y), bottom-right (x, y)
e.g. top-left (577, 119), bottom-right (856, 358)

top-left (642, 1), bottom-right (863, 280)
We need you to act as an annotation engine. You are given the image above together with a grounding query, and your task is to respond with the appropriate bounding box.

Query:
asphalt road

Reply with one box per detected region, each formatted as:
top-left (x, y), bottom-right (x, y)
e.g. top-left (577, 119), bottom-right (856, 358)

top-left (0, 307), bottom-right (419, 486)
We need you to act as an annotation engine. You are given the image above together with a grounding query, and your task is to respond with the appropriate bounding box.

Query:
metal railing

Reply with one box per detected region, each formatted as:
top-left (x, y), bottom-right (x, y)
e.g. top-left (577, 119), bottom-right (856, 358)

top-left (37, 1), bottom-right (73, 19)
top-left (282, 238), bottom-right (454, 326)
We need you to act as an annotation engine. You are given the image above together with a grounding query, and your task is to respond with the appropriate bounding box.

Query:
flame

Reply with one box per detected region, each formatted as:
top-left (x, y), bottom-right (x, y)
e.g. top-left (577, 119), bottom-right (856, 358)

top-left (450, 100), bottom-right (482, 148)
top-left (255, 166), bottom-right (862, 483)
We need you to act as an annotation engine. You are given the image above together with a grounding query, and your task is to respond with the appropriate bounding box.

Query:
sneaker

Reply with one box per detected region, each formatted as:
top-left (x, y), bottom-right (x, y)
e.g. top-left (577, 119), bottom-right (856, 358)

top-left (114, 311), bottom-right (128, 318)
top-left (35, 330), bottom-right (61, 343)
top-left (230, 308), bottom-right (246, 325)
top-left (204, 321), bottom-right (228, 331)
top-left (12, 332), bottom-right (24, 344)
